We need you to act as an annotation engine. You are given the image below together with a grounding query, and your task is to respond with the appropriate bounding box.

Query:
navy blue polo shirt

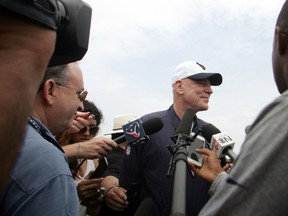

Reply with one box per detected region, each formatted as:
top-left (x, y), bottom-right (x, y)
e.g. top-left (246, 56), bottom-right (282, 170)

top-left (119, 105), bottom-right (211, 216)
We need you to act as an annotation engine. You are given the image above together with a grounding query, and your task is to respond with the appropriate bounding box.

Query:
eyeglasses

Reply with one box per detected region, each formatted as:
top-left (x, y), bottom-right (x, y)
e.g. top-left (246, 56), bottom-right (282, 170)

top-left (55, 83), bottom-right (88, 102)
top-left (80, 125), bottom-right (99, 136)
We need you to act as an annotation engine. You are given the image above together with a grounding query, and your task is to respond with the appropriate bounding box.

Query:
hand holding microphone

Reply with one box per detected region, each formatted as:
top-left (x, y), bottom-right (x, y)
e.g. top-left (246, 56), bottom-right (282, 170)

top-left (74, 117), bottom-right (163, 160)
top-left (187, 148), bottom-right (224, 183)
top-left (201, 124), bottom-right (237, 161)
top-left (188, 123), bottom-right (236, 183)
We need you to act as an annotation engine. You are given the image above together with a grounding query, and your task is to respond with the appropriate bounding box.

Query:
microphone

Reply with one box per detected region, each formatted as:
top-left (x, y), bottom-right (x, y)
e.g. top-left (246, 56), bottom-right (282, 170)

top-left (113, 117), bottom-right (164, 144)
top-left (170, 108), bottom-right (193, 216)
top-left (175, 108), bottom-right (194, 135)
top-left (201, 124), bottom-right (237, 161)
top-left (134, 198), bottom-right (154, 216)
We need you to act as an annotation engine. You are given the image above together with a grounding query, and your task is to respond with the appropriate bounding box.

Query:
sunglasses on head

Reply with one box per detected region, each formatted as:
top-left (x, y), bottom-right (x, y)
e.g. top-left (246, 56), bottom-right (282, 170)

top-left (80, 125), bottom-right (99, 136)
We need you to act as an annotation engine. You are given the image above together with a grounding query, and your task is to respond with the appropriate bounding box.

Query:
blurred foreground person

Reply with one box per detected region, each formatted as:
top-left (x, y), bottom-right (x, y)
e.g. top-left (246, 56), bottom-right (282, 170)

top-left (189, 2), bottom-right (288, 215)
top-left (0, 2), bottom-right (57, 192)
top-left (0, 0), bottom-right (91, 191)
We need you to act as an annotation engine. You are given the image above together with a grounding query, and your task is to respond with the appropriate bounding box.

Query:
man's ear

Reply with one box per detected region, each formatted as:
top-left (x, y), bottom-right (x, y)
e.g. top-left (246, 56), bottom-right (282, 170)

top-left (43, 79), bottom-right (57, 105)
top-left (175, 80), bottom-right (184, 95)
top-left (276, 27), bottom-right (288, 55)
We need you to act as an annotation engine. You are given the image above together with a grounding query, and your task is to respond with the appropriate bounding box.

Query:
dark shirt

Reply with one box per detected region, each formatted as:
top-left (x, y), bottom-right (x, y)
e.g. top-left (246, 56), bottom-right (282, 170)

top-left (99, 146), bottom-right (125, 216)
top-left (119, 105), bottom-right (211, 216)
top-left (102, 146), bottom-right (124, 178)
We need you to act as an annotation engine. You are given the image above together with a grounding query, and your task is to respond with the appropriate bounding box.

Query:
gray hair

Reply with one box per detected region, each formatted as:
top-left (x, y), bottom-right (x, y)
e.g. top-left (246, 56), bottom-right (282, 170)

top-left (38, 64), bottom-right (68, 92)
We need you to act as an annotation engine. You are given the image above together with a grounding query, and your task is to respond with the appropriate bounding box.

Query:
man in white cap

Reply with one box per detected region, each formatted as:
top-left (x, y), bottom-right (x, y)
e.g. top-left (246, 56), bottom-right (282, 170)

top-left (99, 114), bottom-right (138, 215)
top-left (119, 61), bottom-right (223, 216)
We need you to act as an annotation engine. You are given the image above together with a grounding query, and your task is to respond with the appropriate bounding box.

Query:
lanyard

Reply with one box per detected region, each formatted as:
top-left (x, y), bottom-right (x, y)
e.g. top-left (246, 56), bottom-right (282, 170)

top-left (28, 116), bottom-right (64, 153)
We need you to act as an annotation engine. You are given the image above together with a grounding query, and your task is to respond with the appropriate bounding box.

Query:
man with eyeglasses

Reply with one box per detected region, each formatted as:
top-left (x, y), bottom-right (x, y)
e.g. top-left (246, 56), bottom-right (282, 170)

top-left (0, 62), bottom-right (117, 215)
top-left (55, 82), bottom-right (88, 103)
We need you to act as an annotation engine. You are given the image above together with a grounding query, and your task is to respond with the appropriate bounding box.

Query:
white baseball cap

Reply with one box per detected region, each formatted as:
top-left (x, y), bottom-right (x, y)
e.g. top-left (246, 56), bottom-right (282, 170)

top-left (172, 61), bottom-right (223, 86)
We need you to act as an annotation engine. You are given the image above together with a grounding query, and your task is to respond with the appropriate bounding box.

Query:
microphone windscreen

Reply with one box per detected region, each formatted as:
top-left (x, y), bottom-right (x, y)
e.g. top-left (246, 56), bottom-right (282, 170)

top-left (134, 198), bottom-right (154, 216)
top-left (142, 117), bottom-right (164, 135)
top-left (201, 124), bottom-right (221, 143)
top-left (175, 108), bottom-right (194, 135)
top-left (113, 117), bottom-right (163, 144)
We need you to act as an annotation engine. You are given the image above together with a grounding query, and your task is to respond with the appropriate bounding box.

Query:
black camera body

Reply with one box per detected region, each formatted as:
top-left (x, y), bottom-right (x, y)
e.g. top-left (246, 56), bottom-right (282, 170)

top-left (0, 0), bottom-right (92, 67)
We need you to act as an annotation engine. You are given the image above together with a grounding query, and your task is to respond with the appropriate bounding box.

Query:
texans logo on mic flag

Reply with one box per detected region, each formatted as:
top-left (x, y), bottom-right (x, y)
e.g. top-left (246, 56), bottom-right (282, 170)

top-left (122, 119), bottom-right (147, 145)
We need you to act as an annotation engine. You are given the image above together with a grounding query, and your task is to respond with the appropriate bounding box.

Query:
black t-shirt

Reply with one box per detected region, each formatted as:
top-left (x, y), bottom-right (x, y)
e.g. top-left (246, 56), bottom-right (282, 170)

top-left (101, 146), bottom-right (124, 178)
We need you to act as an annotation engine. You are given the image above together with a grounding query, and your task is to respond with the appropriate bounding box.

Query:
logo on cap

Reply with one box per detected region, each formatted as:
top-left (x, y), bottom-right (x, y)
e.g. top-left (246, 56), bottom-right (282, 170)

top-left (196, 62), bottom-right (206, 70)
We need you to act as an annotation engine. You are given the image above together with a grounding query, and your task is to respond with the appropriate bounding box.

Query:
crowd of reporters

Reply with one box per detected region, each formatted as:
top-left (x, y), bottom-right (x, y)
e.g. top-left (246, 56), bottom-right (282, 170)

top-left (1, 0), bottom-right (288, 216)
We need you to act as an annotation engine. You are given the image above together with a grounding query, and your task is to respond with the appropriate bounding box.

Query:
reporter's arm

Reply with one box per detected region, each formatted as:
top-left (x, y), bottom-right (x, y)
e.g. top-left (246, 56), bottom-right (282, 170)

top-left (102, 175), bottom-right (119, 193)
top-left (208, 171), bottom-right (228, 196)
top-left (62, 142), bottom-right (82, 162)
top-left (63, 137), bottom-right (117, 162)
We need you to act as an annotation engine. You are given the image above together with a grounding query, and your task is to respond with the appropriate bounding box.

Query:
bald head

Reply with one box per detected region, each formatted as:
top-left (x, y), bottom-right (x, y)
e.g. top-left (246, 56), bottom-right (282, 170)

top-left (276, 1), bottom-right (288, 31)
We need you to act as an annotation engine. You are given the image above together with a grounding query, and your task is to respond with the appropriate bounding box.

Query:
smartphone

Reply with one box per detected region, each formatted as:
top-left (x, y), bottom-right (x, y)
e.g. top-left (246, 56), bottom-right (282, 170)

top-left (126, 181), bottom-right (141, 201)
top-left (90, 157), bottom-right (108, 179)
top-left (187, 133), bottom-right (205, 167)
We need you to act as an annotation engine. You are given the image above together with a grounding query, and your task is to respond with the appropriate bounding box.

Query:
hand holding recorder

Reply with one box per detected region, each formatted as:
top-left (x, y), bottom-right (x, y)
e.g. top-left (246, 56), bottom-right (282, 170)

top-left (187, 148), bottom-right (224, 183)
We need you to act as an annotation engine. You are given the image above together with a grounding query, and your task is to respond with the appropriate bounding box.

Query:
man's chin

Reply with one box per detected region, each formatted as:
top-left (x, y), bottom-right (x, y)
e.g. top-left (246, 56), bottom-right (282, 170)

top-left (58, 121), bottom-right (74, 135)
top-left (199, 106), bottom-right (209, 111)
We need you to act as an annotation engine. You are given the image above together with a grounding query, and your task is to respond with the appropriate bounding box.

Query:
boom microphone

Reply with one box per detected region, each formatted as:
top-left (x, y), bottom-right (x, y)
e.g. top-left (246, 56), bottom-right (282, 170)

top-left (201, 124), bottom-right (237, 161)
top-left (113, 117), bottom-right (164, 144)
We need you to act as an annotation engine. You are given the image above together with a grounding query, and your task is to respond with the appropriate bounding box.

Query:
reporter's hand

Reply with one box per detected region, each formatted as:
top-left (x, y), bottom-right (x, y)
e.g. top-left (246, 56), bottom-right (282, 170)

top-left (223, 160), bottom-right (233, 174)
top-left (70, 112), bottom-right (92, 133)
top-left (187, 148), bottom-right (224, 182)
top-left (78, 137), bottom-right (118, 159)
top-left (77, 176), bottom-right (103, 201)
top-left (104, 186), bottom-right (129, 211)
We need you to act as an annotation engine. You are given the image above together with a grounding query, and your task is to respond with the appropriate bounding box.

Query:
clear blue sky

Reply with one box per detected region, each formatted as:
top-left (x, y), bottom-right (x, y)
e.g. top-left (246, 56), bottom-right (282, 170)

top-left (81, 0), bottom-right (285, 153)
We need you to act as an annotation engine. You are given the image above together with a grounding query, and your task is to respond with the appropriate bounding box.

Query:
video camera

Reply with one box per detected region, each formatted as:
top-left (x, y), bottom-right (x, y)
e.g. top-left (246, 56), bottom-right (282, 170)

top-left (0, 0), bottom-right (92, 67)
